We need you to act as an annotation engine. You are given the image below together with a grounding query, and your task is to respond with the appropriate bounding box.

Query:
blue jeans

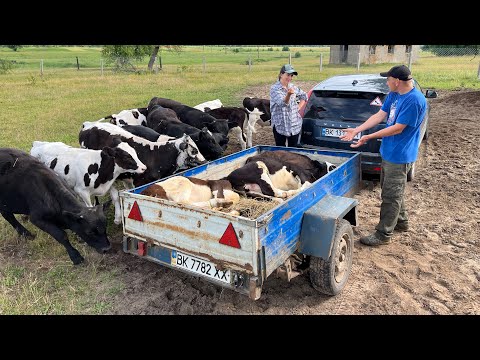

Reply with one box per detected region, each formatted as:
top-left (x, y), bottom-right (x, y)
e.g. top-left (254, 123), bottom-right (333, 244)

top-left (375, 159), bottom-right (413, 239)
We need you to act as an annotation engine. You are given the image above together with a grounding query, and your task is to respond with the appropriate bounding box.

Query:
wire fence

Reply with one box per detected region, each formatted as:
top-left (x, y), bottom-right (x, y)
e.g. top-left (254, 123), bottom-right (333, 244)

top-left (1, 46), bottom-right (479, 80)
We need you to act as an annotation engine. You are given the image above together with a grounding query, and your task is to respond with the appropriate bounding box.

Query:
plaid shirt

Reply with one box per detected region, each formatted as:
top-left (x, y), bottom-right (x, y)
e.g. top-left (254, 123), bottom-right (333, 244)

top-left (270, 80), bottom-right (308, 136)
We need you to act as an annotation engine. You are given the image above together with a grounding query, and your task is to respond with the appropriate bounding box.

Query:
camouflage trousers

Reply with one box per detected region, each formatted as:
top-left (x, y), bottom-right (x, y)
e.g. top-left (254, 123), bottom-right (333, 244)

top-left (375, 159), bottom-right (413, 240)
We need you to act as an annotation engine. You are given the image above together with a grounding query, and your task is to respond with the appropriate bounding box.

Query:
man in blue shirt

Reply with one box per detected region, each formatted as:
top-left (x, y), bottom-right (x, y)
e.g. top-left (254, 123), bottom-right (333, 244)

top-left (340, 65), bottom-right (427, 246)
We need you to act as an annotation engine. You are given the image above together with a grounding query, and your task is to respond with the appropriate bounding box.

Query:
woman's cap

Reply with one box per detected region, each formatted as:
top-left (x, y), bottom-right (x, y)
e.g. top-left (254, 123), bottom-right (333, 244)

top-left (280, 64), bottom-right (298, 76)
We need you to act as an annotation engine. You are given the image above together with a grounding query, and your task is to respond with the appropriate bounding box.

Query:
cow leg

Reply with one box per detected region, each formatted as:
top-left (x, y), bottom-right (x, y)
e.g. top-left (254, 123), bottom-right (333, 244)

top-left (75, 188), bottom-right (94, 207)
top-left (0, 211), bottom-right (35, 239)
top-left (245, 115), bottom-right (259, 148)
top-left (232, 127), bottom-right (246, 150)
top-left (29, 216), bottom-right (83, 264)
top-left (110, 186), bottom-right (122, 225)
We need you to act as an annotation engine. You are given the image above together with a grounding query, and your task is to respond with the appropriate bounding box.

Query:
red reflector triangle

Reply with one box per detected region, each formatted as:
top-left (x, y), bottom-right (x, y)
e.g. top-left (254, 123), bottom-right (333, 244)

top-left (128, 201), bottom-right (143, 221)
top-left (219, 222), bottom-right (241, 249)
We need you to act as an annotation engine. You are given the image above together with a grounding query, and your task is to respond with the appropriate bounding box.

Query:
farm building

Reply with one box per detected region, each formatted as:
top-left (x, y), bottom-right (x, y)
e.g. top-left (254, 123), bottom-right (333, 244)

top-left (329, 45), bottom-right (420, 65)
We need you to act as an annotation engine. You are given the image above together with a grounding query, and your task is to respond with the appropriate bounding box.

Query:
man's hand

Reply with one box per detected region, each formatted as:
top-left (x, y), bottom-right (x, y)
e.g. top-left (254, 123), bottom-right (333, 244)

top-left (350, 135), bottom-right (370, 148)
top-left (340, 128), bottom-right (359, 142)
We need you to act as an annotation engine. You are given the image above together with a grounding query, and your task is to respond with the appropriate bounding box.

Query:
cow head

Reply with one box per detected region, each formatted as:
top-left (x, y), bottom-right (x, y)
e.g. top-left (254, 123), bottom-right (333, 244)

top-left (175, 134), bottom-right (206, 170)
top-left (103, 141), bottom-right (147, 174)
top-left (109, 109), bottom-right (147, 127)
top-left (62, 201), bottom-right (111, 254)
top-left (196, 127), bottom-right (224, 160)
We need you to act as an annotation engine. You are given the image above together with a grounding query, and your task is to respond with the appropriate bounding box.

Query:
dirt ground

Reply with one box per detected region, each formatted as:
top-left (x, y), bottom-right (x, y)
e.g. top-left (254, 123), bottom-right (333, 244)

top-left (106, 84), bottom-right (479, 315)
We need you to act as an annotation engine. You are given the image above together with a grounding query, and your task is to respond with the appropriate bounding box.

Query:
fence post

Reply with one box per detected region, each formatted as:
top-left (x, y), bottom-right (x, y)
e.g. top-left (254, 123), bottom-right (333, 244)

top-left (478, 62), bottom-right (480, 80)
top-left (320, 53), bottom-right (323, 72)
top-left (40, 59), bottom-right (43, 77)
top-left (155, 56), bottom-right (159, 74)
top-left (101, 59), bottom-right (104, 76)
top-left (76, 56), bottom-right (80, 70)
top-left (356, 52), bottom-right (361, 72)
top-left (408, 51), bottom-right (413, 70)
top-left (159, 55), bottom-right (162, 70)
top-left (289, 52), bottom-right (292, 64)
top-left (248, 57), bottom-right (251, 72)
top-left (203, 56), bottom-right (206, 73)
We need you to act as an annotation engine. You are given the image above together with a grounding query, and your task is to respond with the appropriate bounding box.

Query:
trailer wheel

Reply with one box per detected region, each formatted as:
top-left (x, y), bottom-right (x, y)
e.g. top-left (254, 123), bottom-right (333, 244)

top-left (309, 219), bottom-right (353, 296)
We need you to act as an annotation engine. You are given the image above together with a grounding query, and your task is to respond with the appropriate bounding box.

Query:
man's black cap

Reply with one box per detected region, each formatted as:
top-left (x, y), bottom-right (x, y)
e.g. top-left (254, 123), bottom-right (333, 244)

top-left (380, 64), bottom-right (412, 81)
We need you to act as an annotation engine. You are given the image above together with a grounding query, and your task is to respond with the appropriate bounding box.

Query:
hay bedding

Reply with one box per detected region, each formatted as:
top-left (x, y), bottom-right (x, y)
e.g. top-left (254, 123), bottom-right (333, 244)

top-left (216, 195), bottom-right (279, 219)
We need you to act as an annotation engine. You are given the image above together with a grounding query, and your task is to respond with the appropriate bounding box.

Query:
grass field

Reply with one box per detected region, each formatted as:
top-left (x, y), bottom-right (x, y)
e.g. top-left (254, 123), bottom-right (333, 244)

top-left (0, 45), bottom-right (478, 314)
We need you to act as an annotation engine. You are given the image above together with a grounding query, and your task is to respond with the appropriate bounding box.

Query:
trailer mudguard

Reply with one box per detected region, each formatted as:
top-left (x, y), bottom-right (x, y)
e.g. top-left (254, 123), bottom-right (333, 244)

top-left (299, 194), bottom-right (358, 259)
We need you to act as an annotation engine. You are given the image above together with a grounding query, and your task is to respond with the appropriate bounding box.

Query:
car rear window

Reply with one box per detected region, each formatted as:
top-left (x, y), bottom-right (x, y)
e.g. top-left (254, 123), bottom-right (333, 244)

top-left (304, 91), bottom-right (388, 122)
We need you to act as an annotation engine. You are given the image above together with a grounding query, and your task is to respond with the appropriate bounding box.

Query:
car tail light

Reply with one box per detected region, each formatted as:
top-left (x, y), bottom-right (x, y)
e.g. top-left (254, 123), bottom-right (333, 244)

top-left (300, 88), bottom-right (314, 118)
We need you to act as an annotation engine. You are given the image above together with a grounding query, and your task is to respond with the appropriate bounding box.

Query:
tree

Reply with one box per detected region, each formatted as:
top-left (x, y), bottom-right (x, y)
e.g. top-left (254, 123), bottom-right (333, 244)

top-left (6, 45), bottom-right (23, 51)
top-left (147, 45), bottom-right (182, 71)
top-left (102, 45), bottom-right (183, 72)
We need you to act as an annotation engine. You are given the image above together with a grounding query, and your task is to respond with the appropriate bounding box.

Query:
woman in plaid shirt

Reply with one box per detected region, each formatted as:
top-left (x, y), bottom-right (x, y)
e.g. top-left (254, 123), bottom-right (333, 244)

top-left (269, 64), bottom-right (308, 147)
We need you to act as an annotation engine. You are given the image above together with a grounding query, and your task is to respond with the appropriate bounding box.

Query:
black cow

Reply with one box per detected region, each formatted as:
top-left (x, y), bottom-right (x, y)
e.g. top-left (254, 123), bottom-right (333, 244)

top-left (147, 119), bottom-right (224, 161)
top-left (0, 148), bottom-right (111, 264)
top-left (205, 107), bottom-right (250, 150)
top-left (147, 97), bottom-right (230, 140)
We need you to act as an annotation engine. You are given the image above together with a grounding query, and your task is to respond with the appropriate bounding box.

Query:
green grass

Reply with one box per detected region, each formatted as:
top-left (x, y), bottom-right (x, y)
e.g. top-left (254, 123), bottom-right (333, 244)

top-left (0, 45), bottom-right (478, 314)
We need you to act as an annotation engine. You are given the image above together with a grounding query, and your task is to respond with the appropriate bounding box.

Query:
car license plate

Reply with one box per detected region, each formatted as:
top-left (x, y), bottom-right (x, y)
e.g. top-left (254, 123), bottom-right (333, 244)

top-left (322, 127), bottom-right (361, 140)
top-left (171, 250), bottom-right (231, 284)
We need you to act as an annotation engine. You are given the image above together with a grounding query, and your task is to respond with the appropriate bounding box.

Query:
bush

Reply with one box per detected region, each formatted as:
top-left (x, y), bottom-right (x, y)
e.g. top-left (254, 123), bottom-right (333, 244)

top-left (295, 52), bottom-right (301, 58)
top-left (0, 59), bottom-right (13, 74)
top-left (282, 46), bottom-right (290, 51)
top-left (268, 47), bottom-right (274, 51)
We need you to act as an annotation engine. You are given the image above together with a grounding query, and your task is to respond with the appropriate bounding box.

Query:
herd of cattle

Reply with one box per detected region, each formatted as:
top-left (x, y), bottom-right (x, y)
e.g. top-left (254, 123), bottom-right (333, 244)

top-left (0, 95), bottom-right (334, 264)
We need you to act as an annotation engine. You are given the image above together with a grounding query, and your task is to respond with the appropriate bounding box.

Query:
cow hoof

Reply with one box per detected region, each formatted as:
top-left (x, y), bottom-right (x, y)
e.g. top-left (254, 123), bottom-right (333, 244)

top-left (71, 256), bottom-right (85, 265)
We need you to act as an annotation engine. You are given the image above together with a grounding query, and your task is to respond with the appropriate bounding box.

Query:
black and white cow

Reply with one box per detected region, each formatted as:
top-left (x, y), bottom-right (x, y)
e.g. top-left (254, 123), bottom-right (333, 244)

top-left (147, 97), bottom-right (230, 148)
top-left (243, 97), bottom-right (272, 147)
top-left (205, 107), bottom-right (252, 150)
top-left (146, 120), bottom-right (224, 161)
top-left (30, 140), bottom-right (147, 225)
top-left (79, 122), bottom-right (206, 187)
top-left (193, 99), bottom-right (223, 112)
top-left (225, 151), bottom-right (335, 199)
top-left (0, 148), bottom-right (111, 264)
top-left (102, 108), bottom-right (149, 127)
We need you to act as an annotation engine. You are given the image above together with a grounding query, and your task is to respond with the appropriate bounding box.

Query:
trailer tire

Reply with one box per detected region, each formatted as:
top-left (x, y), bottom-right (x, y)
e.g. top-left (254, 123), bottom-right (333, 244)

top-left (309, 219), bottom-right (353, 296)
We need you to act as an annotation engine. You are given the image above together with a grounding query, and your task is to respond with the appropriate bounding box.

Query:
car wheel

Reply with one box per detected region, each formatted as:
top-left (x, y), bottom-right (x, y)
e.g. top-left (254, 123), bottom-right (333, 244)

top-left (407, 162), bottom-right (415, 182)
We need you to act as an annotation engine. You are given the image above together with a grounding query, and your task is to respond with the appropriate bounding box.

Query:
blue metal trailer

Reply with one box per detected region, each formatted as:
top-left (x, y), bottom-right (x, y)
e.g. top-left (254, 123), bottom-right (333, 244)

top-left (119, 146), bottom-right (361, 300)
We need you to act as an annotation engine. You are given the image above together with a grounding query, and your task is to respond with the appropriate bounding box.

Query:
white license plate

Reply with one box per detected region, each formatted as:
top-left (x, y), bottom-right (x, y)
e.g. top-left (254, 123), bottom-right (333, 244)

top-left (322, 127), bottom-right (361, 140)
top-left (171, 250), bottom-right (231, 284)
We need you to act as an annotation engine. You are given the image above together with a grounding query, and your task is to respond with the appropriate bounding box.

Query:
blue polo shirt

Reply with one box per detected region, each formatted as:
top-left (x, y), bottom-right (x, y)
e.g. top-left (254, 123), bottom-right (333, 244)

top-left (380, 87), bottom-right (427, 164)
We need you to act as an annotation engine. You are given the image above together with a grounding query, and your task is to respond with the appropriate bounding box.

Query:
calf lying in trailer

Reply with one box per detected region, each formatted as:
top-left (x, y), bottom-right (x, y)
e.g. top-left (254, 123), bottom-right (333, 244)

top-left (0, 148), bottom-right (111, 264)
top-left (226, 151), bottom-right (336, 199)
top-left (140, 176), bottom-right (240, 214)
